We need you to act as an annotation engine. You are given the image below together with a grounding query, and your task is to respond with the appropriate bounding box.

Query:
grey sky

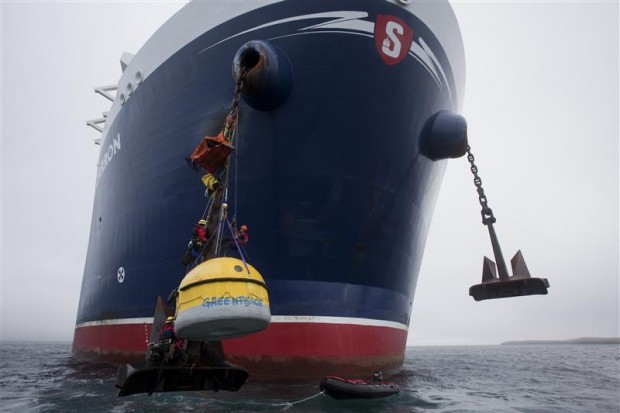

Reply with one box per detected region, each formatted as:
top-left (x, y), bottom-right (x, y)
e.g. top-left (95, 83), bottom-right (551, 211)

top-left (1, 1), bottom-right (618, 345)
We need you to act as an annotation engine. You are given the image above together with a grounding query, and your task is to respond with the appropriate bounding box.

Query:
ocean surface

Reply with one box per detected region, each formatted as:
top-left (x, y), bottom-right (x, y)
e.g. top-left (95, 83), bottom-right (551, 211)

top-left (1, 342), bottom-right (618, 412)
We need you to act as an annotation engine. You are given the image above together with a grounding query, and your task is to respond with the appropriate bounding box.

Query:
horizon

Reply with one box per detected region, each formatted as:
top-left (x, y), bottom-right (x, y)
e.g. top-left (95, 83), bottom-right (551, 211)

top-left (2, 335), bottom-right (619, 347)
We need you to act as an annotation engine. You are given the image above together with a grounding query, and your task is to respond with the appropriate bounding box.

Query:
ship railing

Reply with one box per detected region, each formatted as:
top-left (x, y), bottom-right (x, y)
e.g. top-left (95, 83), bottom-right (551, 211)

top-left (87, 84), bottom-right (117, 145)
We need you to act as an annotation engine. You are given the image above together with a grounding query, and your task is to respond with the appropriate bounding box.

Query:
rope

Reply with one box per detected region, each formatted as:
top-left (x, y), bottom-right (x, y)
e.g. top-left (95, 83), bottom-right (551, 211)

top-left (214, 152), bottom-right (233, 258)
top-left (213, 207), bottom-right (226, 258)
top-left (201, 191), bottom-right (215, 220)
top-left (205, 191), bottom-right (217, 220)
top-left (226, 219), bottom-right (249, 273)
top-left (271, 390), bottom-right (326, 410)
top-left (233, 114), bottom-right (240, 221)
top-left (237, 241), bottom-right (251, 263)
top-left (225, 70), bottom-right (243, 223)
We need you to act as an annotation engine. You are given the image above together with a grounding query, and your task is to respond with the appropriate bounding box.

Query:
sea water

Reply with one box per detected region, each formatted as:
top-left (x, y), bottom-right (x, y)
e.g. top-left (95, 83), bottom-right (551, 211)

top-left (0, 342), bottom-right (618, 412)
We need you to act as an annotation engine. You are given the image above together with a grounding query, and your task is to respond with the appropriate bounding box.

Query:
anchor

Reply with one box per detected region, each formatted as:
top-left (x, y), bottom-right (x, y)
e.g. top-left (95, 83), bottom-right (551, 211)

top-left (464, 146), bottom-right (550, 301)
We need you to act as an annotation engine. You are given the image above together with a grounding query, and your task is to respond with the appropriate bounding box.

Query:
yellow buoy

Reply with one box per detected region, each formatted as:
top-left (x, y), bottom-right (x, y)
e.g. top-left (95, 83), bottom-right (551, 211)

top-left (175, 257), bottom-right (270, 341)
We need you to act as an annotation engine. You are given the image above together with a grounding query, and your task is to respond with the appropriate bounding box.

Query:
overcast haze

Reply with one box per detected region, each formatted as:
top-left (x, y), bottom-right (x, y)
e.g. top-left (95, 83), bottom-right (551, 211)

top-left (1, 1), bottom-right (618, 345)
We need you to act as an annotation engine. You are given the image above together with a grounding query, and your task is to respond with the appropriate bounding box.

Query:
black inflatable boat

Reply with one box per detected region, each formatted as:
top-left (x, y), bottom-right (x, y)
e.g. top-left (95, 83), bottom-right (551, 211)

top-left (320, 376), bottom-right (399, 399)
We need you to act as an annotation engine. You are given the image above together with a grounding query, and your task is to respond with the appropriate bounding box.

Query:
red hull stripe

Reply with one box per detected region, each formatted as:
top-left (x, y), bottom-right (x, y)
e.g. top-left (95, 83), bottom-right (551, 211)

top-left (223, 322), bottom-right (407, 356)
top-left (73, 322), bottom-right (152, 353)
top-left (73, 320), bottom-right (407, 357)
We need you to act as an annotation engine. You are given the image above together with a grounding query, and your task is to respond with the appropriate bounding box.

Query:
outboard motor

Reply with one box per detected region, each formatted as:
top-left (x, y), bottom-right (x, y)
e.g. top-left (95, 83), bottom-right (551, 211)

top-left (232, 40), bottom-right (294, 111)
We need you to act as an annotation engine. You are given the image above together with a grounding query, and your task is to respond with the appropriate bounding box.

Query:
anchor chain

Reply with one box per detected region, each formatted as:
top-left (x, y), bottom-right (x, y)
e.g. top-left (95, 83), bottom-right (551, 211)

top-left (466, 145), bottom-right (496, 226)
top-left (223, 68), bottom-right (248, 141)
top-left (466, 144), bottom-right (509, 279)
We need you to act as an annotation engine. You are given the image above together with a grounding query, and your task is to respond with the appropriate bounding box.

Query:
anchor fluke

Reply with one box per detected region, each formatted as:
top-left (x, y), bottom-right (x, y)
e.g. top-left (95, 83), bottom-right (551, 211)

top-left (481, 256), bottom-right (497, 282)
top-left (469, 251), bottom-right (550, 301)
top-left (511, 250), bottom-right (530, 277)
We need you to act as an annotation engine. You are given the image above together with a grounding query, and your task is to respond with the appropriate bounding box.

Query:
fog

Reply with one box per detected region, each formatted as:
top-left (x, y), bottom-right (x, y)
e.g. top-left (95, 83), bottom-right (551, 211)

top-left (1, 1), bottom-right (618, 345)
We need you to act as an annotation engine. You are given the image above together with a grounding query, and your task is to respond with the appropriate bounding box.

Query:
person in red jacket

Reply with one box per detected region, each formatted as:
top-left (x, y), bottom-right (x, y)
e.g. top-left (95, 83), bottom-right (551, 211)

top-left (194, 219), bottom-right (209, 245)
top-left (158, 316), bottom-right (184, 363)
top-left (221, 224), bottom-right (249, 258)
top-left (236, 225), bottom-right (248, 246)
top-left (192, 219), bottom-right (209, 260)
top-left (182, 219), bottom-right (210, 265)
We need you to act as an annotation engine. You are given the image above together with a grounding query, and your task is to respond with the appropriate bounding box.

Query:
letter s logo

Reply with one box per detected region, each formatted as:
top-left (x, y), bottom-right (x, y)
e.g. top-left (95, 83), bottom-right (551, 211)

top-left (375, 15), bottom-right (414, 66)
top-left (383, 21), bottom-right (404, 58)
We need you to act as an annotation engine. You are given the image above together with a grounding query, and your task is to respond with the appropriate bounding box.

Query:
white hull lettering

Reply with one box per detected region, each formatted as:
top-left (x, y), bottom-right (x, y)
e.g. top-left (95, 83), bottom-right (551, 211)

top-left (97, 133), bottom-right (121, 184)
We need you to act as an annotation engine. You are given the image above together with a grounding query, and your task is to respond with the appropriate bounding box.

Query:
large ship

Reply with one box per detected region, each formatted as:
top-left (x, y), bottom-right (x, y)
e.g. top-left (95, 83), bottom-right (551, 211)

top-left (73, 0), bottom-right (466, 378)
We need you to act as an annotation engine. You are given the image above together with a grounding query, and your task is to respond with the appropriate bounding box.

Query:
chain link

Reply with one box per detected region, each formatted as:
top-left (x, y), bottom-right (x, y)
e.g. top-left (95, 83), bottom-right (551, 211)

top-left (466, 145), bottom-right (496, 225)
top-left (223, 68), bottom-right (248, 141)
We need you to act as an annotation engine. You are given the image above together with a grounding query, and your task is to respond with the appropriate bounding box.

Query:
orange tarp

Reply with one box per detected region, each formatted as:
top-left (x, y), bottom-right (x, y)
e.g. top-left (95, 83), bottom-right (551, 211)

top-left (189, 132), bottom-right (234, 174)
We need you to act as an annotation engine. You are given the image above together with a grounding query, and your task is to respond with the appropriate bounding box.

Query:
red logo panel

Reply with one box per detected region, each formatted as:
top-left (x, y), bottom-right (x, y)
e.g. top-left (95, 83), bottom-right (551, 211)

top-left (374, 15), bottom-right (414, 66)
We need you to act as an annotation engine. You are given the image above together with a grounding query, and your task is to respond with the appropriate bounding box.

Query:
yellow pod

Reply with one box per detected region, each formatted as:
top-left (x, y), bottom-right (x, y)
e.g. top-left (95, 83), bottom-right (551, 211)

top-left (201, 173), bottom-right (219, 192)
top-left (175, 257), bottom-right (270, 341)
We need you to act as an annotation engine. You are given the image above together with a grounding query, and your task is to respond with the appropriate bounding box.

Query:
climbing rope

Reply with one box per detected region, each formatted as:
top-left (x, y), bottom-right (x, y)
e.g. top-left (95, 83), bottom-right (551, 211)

top-left (201, 191), bottom-right (216, 220)
top-left (213, 201), bottom-right (227, 258)
top-left (225, 219), bottom-right (249, 273)
top-left (237, 239), bottom-right (251, 263)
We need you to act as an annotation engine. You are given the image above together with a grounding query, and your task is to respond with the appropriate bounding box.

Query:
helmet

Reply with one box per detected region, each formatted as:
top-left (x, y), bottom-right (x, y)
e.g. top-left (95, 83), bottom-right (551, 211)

top-left (240, 225), bottom-right (248, 231)
top-left (198, 219), bottom-right (207, 226)
top-left (166, 316), bottom-right (174, 323)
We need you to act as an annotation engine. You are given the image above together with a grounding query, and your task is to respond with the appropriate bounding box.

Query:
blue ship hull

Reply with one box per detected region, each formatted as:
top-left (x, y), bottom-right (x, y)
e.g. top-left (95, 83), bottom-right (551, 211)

top-left (74, 0), bottom-right (464, 378)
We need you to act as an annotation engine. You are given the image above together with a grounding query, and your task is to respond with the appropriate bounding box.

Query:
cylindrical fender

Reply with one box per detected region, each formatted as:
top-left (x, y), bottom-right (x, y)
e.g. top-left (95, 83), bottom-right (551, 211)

top-left (232, 40), bottom-right (294, 111)
top-left (420, 111), bottom-right (468, 161)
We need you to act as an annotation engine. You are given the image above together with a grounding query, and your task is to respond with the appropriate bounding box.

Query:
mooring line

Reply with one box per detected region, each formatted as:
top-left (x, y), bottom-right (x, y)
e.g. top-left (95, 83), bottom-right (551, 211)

top-left (271, 390), bottom-right (326, 410)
